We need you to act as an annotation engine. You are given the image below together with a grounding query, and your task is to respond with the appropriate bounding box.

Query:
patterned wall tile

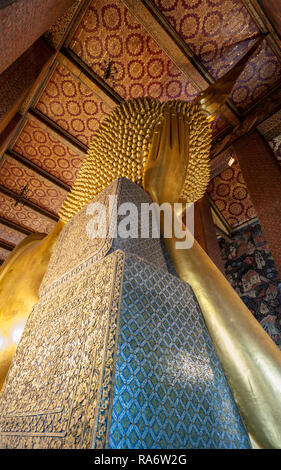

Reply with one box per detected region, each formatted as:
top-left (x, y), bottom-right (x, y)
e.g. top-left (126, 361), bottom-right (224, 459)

top-left (0, 223), bottom-right (26, 246)
top-left (36, 63), bottom-right (111, 147)
top-left (68, 0), bottom-right (199, 102)
top-left (0, 192), bottom-right (56, 234)
top-left (152, 0), bottom-right (281, 111)
top-left (13, 119), bottom-right (84, 186)
top-left (208, 160), bottom-right (256, 228)
top-left (0, 155), bottom-right (68, 215)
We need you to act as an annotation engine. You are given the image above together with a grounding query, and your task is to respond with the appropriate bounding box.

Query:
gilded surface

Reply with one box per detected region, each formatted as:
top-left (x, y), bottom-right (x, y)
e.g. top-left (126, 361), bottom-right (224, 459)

top-left (0, 250), bottom-right (124, 449)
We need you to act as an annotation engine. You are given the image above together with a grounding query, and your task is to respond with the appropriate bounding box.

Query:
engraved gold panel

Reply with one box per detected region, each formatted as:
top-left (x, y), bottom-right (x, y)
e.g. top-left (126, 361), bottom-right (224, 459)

top-left (0, 250), bottom-right (124, 449)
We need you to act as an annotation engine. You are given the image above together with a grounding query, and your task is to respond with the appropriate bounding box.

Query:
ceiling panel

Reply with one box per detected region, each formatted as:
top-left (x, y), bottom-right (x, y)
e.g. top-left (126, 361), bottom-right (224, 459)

top-left (151, 0), bottom-right (281, 111)
top-left (208, 159), bottom-right (256, 228)
top-left (12, 118), bottom-right (84, 185)
top-left (0, 247), bottom-right (10, 262)
top-left (36, 62), bottom-right (111, 147)
top-left (68, 0), bottom-right (199, 101)
top-left (0, 193), bottom-right (56, 234)
top-left (0, 223), bottom-right (26, 246)
top-left (0, 155), bottom-right (68, 215)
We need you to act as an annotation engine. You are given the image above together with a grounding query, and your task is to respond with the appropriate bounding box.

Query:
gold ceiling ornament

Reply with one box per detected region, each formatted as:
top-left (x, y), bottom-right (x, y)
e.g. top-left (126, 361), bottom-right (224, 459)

top-left (59, 97), bottom-right (211, 223)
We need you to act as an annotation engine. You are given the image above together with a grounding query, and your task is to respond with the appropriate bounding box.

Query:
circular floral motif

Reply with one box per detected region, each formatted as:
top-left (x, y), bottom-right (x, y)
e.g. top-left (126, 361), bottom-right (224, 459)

top-left (66, 101), bottom-right (81, 117)
top-left (56, 118), bottom-right (70, 133)
top-left (220, 167), bottom-right (234, 181)
top-left (198, 40), bottom-right (218, 63)
top-left (202, 11), bottom-right (223, 37)
top-left (57, 158), bottom-right (69, 169)
top-left (24, 145), bottom-right (37, 157)
top-left (44, 158), bottom-right (56, 170)
top-left (252, 84), bottom-right (270, 101)
top-left (81, 6), bottom-right (99, 33)
top-left (258, 60), bottom-right (279, 81)
top-left (45, 81), bottom-right (59, 99)
top-left (157, 0), bottom-right (178, 11)
top-left (124, 8), bottom-right (140, 29)
top-left (85, 37), bottom-right (103, 59)
top-left (231, 85), bottom-right (250, 105)
top-left (233, 185), bottom-right (247, 200)
top-left (61, 80), bottom-right (77, 98)
top-left (71, 118), bottom-right (85, 133)
top-left (126, 33), bottom-right (144, 56)
top-left (215, 199), bottom-right (226, 211)
top-left (128, 60), bottom-right (145, 80)
top-left (167, 59), bottom-right (181, 77)
top-left (50, 101), bottom-right (65, 117)
top-left (113, 61), bottom-right (125, 81)
top-left (238, 62), bottom-right (256, 82)
top-left (29, 177), bottom-right (41, 188)
top-left (129, 83), bottom-right (145, 98)
top-left (166, 80), bottom-right (182, 99)
top-left (179, 14), bottom-right (200, 40)
top-left (147, 58), bottom-right (164, 79)
top-left (53, 144), bottom-right (66, 157)
top-left (82, 100), bottom-right (98, 116)
top-left (216, 183), bottom-right (230, 197)
top-left (146, 37), bottom-right (161, 55)
top-left (33, 130), bottom-right (47, 144)
top-left (147, 82), bottom-right (163, 99)
top-left (101, 4), bottom-right (122, 31)
top-left (105, 34), bottom-right (123, 58)
top-left (38, 145), bottom-right (52, 157)
top-left (229, 201), bottom-right (243, 216)
top-left (87, 117), bottom-right (100, 132)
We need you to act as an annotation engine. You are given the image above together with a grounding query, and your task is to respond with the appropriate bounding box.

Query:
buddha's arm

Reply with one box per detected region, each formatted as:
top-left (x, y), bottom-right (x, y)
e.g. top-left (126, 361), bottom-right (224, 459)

top-left (164, 220), bottom-right (281, 449)
top-left (143, 107), bottom-right (281, 449)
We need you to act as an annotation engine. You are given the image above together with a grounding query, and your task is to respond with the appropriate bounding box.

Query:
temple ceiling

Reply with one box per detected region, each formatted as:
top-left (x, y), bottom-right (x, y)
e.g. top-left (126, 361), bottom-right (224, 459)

top-left (0, 0), bottom-right (281, 262)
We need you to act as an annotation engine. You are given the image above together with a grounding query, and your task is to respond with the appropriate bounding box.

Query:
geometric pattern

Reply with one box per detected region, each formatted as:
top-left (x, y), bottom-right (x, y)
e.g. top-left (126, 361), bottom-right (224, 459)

top-left (208, 160), bottom-right (256, 228)
top-left (69, 0), bottom-right (199, 102)
top-left (152, 0), bottom-right (281, 111)
top-left (0, 247), bottom-right (10, 262)
top-left (0, 154), bottom-right (67, 215)
top-left (13, 118), bottom-right (84, 186)
top-left (108, 254), bottom-right (251, 449)
top-left (36, 62), bottom-right (111, 147)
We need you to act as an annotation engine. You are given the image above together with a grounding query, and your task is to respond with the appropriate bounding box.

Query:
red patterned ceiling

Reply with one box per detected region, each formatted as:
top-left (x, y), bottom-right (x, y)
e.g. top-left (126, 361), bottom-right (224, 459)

top-left (152, 0), bottom-right (281, 110)
top-left (208, 159), bottom-right (256, 228)
top-left (36, 62), bottom-right (111, 147)
top-left (13, 118), bottom-right (84, 186)
top-left (68, 0), bottom-right (199, 102)
top-left (0, 155), bottom-right (67, 215)
top-left (0, 192), bottom-right (56, 234)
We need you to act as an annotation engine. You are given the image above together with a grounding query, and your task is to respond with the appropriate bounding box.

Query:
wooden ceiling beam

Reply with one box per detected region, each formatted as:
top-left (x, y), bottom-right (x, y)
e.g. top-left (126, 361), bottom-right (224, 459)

top-left (0, 216), bottom-right (33, 235)
top-left (0, 185), bottom-right (59, 222)
top-left (6, 149), bottom-right (71, 192)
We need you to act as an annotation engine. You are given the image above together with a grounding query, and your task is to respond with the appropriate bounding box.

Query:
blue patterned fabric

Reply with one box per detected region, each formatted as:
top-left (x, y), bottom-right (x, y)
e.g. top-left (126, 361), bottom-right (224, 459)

top-left (107, 254), bottom-right (251, 449)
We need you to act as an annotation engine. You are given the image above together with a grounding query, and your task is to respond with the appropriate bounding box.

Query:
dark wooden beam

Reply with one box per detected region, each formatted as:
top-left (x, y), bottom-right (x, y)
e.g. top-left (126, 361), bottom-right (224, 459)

top-left (0, 185), bottom-right (59, 222)
top-left (0, 216), bottom-right (33, 235)
top-left (28, 107), bottom-right (88, 154)
top-left (0, 240), bottom-right (15, 251)
top-left (61, 46), bottom-right (123, 105)
top-left (6, 149), bottom-right (71, 192)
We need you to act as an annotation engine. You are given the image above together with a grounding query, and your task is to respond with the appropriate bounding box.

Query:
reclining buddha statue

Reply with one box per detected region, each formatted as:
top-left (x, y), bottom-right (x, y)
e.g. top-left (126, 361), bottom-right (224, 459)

top-left (0, 37), bottom-right (281, 449)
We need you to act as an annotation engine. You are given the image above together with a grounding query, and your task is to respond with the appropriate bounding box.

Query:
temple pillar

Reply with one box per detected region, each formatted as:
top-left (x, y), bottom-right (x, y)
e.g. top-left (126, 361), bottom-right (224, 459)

top-left (233, 130), bottom-right (281, 275)
top-left (0, 37), bottom-right (55, 134)
top-left (194, 195), bottom-right (225, 274)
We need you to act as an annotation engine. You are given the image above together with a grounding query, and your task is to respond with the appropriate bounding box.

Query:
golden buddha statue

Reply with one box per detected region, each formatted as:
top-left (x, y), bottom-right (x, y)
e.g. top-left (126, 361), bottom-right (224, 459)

top-left (1, 36), bottom-right (281, 449)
